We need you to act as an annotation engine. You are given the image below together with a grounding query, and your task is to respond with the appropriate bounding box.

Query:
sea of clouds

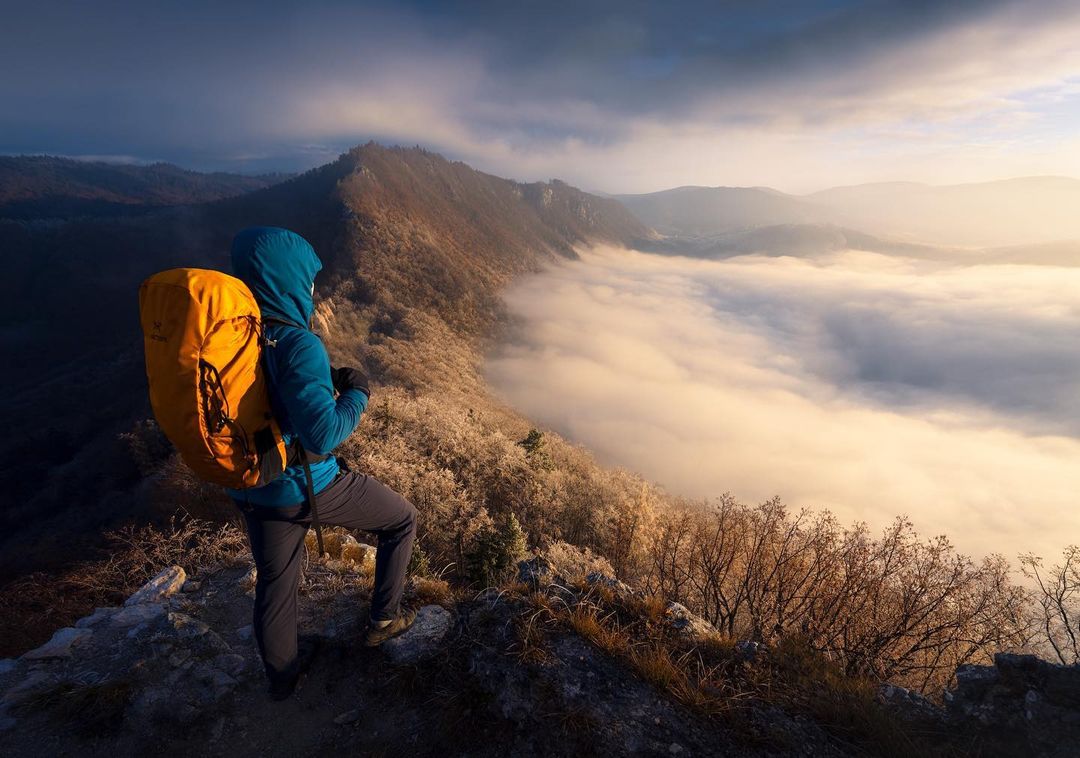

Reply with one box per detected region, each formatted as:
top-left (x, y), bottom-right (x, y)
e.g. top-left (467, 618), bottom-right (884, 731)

top-left (486, 246), bottom-right (1080, 562)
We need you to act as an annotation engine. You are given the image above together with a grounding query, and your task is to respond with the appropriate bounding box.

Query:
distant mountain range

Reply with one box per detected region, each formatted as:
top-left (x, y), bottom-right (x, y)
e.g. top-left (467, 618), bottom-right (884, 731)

top-left (618, 176), bottom-right (1080, 248)
top-left (0, 156), bottom-right (289, 218)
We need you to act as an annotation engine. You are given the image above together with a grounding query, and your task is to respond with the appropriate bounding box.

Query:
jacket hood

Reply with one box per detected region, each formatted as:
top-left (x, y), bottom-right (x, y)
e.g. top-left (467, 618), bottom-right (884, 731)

top-left (230, 227), bottom-right (322, 327)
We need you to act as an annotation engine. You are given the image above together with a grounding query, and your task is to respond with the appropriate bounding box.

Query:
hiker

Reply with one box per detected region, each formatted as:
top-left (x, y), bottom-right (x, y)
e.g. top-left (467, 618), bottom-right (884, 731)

top-left (226, 226), bottom-right (418, 699)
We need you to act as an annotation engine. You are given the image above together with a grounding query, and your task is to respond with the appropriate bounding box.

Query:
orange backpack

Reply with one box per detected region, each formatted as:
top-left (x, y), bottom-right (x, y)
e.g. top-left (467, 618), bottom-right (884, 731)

top-left (138, 268), bottom-right (289, 489)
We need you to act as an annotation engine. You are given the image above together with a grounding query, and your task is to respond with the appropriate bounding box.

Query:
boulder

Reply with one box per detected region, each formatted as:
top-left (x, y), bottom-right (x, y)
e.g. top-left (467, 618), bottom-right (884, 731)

top-left (517, 556), bottom-right (554, 589)
top-left (20, 627), bottom-right (92, 660)
top-left (945, 653), bottom-right (1080, 755)
top-left (663, 602), bottom-right (718, 641)
top-left (75, 607), bottom-right (117, 628)
top-left (125, 566), bottom-right (186, 606)
top-left (878, 683), bottom-right (943, 724)
top-left (213, 653), bottom-right (247, 679)
top-left (584, 572), bottom-right (634, 597)
top-left (382, 605), bottom-right (453, 664)
top-left (734, 640), bottom-right (762, 663)
top-left (239, 566), bottom-right (257, 595)
top-left (340, 537), bottom-right (377, 573)
top-left (112, 604), bottom-right (167, 627)
top-left (166, 612), bottom-right (211, 639)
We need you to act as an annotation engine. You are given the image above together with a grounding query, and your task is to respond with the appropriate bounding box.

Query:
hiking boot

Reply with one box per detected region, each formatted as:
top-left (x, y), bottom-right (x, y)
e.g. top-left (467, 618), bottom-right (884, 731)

top-left (267, 635), bottom-right (322, 701)
top-left (363, 608), bottom-right (417, 647)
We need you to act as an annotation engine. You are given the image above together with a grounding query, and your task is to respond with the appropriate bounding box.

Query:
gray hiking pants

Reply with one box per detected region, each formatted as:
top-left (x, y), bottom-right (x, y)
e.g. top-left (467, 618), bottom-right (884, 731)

top-left (240, 469), bottom-right (417, 682)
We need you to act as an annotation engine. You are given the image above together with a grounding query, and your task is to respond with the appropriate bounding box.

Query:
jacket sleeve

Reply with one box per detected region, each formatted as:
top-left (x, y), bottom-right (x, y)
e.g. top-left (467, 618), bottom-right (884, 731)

top-left (273, 330), bottom-right (368, 456)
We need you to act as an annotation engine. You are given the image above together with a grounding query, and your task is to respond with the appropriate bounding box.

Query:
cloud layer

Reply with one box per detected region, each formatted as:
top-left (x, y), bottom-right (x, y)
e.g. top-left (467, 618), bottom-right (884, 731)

top-left (5, 1), bottom-right (1080, 189)
top-left (486, 247), bottom-right (1080, 562)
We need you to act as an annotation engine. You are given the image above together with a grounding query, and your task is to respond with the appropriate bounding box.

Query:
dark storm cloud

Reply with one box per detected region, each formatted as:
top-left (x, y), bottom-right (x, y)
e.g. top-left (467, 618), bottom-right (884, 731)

top-left (0, 0), bottom-right (1064, 178)
top-left (424, 0), bottom-right (1010, 118)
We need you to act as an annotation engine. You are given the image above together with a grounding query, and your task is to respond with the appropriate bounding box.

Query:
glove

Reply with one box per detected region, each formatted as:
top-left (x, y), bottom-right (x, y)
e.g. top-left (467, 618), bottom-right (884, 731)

top-left (331, 366), bottom-right (370, 398)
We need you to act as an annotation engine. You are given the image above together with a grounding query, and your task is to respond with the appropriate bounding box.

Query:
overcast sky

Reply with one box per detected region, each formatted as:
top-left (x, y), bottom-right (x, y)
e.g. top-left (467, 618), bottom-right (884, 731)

top-left (4, 0), bottom-right (1080, 191)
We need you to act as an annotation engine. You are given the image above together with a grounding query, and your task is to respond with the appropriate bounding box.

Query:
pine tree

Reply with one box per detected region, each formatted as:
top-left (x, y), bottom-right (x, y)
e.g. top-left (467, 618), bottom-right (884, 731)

top-left (466, 512), bottom-right (528, 586)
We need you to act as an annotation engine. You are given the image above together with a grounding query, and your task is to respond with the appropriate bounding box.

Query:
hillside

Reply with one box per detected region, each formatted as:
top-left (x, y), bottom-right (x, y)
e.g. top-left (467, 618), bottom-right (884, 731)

top-left (3, 144), bottom-right (1068, 756)
top-left (0, 143), bottom-right (648, 583)
top-left (0, 156), bottom-right (288, 218)
top-left (616, 185), bottom-right (826, 236)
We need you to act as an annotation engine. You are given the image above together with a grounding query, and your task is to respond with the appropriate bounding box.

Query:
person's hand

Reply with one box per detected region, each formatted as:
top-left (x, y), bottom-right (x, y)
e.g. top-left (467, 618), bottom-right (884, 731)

top-left (331, 366), bottom-right (370, 398)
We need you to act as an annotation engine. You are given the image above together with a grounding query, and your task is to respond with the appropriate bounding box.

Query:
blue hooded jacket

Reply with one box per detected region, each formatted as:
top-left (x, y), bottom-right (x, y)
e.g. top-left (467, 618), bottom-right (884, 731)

top-left (225, 227), bottom-right (368, 507)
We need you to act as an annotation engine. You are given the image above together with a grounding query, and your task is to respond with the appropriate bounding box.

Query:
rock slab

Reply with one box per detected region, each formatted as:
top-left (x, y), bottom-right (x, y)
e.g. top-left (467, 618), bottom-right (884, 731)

top-left (382, 605), bottom-right (452, 664)
top-left (125, 565), bottom-right (187, 606)
top-left (20, 627), bottom-right (92, 660)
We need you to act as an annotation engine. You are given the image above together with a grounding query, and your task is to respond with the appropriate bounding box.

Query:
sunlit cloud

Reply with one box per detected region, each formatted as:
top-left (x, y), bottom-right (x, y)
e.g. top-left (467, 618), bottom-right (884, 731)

top-left (486, 246), bottom-right (1080, 562)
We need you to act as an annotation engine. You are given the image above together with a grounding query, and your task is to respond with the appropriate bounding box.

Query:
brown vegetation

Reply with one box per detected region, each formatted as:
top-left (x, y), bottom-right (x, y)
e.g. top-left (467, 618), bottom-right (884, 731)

top-left (498, 577), bottom-right (942, 757)
top-left (0, 517), bottom-right (247, 656)
top-left (645, 498), bottom-right (1030, 693)
top-left (1, 144), bottom-right (1057, 718)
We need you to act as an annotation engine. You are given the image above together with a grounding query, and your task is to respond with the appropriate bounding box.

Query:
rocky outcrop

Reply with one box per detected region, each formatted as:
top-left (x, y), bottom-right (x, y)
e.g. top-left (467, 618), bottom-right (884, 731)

top-left (5, 549), bottom-right (1075, 757)
top-left (19, 627), bottom-right (93, 661)
top-left (466, 593), bottom-right (743, 757)
top-left (871, 652), bottom-right (1080, 757)
top-left (662, 601), bottom-right (719, 642)
top-left (944, 653), bottom-right (1080, 757)
top-left (0, 568), bottom-right (248, 736)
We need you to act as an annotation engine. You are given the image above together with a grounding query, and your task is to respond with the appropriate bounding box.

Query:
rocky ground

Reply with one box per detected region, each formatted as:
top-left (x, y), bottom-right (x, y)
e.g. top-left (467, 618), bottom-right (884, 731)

top-left (2, 546), bottom-right (1078, 757)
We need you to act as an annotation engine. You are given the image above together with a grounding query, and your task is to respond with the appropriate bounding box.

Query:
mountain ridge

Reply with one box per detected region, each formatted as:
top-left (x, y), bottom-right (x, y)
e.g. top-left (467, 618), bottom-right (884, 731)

top-left (0, 142), bottom-right (648, 583)
top-left (618, 175), bottom-right (1080, 247)
top-left (0, 155), bottom-right (290, 218)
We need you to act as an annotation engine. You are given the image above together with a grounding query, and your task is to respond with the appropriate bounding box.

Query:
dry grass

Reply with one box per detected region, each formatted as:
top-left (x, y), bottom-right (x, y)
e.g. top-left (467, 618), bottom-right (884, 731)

top-left (492, 578), bottom-right (957, 757)
top-left (512, 605), bottom-right (554, 664)
top-left (18, 679), bottom-right (132, 736)
top-left (0, 516), bottom-right (248, 657)
top-left (411, 577), bottom-right (453, 607)
top-left (567, 606), bottom-right (626, 655)
top-left (627, 644), bottom-right (683, 689)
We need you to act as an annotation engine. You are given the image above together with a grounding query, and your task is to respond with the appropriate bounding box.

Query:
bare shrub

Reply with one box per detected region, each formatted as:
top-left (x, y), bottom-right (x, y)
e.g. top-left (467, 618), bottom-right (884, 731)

top-left (645, 497), bottom-right (1031, 693)
top-left (1020, 546), bottom-right (1080, 664)
top-left (0, 516), bottom-right (247, 656)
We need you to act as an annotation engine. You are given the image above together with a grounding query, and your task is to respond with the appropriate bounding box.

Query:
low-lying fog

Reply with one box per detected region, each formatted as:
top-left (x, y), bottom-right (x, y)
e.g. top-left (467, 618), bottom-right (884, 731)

top-left (487, 245), bottom-right (1080, 562)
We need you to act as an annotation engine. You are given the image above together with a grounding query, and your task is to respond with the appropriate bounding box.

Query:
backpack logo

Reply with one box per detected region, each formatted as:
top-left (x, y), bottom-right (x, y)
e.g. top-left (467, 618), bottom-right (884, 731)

top-left (150, 320), bottom-right (167, 342)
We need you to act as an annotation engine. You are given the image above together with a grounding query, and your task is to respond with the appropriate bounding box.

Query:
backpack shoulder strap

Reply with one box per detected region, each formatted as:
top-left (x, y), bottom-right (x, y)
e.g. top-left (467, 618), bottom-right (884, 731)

top-left (262, 315), bottom-right (306, 330)
top-left (296, 444), bottom-right (325, 558)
